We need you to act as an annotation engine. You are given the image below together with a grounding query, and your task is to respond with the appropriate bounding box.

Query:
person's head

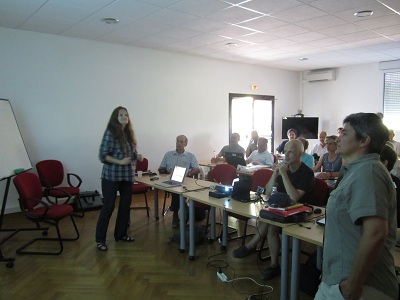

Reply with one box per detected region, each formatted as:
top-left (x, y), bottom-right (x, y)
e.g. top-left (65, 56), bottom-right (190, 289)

top-left (176, 135), bottom-right (188, 153)
top-left (251, 130), bottom-right (259, 141)
top-left (284, 139), bottom-right (304, 165)
top-left (319, 131), bottom-right (327, 144)
top-left (380, 144), bottom-right (397, 171)
top-left (257, 137), bottom-right (268, 153)
top-left (325, 135), bottom-right (338, 153)
top-left (230, 132), bottom-right (240, 144)
top-left (389, 129), bottom-right (395, 141)
top-left (337, 113), bottom-right (388, 160)
top-left (106, 106), bottom-right (136, 153)
top-left (337, 127), bottom-right (343, 136)
top-left (297, 137), bottom-right (309, 152)
top-left (287, 128), bottom-right (297, 140)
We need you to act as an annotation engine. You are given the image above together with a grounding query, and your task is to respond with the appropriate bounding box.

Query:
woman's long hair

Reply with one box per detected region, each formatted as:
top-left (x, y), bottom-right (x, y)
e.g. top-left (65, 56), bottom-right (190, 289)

top-left (106, 106), bottom-right (137, 155)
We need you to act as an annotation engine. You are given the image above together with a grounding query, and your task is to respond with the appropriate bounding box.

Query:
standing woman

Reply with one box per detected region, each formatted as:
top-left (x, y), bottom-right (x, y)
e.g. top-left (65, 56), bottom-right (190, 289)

top-left (96, 106), bottom-right (142, 251)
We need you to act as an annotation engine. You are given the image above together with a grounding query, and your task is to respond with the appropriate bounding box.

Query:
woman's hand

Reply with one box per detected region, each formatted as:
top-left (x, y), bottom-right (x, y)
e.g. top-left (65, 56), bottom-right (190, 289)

top-left (120, 157), bottom-right (131, 165)
top-left (315, 172), bottom-right (329, 179)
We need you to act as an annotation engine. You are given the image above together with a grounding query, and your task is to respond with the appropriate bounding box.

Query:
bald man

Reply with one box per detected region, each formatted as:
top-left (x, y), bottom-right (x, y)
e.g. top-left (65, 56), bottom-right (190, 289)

top-left (232, 140), bottom-right (315, 280)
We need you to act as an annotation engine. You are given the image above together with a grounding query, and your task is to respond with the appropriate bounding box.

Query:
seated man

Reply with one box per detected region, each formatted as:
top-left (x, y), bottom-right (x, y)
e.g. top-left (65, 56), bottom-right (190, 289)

top-left (276, 128), bottom-right (297, 155)
top-left (232, 140), bottom-right (315, 281)
top-left (213, 132), bottom-right (245, 162)
top-left (310, 131), bottom-right (327, 160)
top-left (158, 135), bottom-right (201, 228)
top-left (245, 137), bottom-right (274, 166)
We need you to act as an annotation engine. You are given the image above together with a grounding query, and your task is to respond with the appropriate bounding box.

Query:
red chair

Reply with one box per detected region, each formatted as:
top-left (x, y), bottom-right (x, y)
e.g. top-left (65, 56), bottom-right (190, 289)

top-left (314, 178), bottom-right (329, 206)
top-left (272, 154), bottom-right (278, 164)
top-left (36, 160), bottom-right (83, 216)
top-left (131, 158), bottom-right (150, 217)
top-left (13, 172), bottom-right (79, 255)
top-left (251, 168), bottom-right (274, 192)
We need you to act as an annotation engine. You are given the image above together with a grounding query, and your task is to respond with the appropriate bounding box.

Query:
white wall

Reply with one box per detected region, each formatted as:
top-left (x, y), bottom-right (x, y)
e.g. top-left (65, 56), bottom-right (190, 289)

top-left (0, 27), bottom-right (300, 212)
top-left (301, 63), bottom-right (386, 149)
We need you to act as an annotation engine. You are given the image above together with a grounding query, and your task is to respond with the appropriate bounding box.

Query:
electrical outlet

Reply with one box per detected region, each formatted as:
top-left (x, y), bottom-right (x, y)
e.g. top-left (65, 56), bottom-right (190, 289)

top-left (217, 272), bottom-right (227, 282)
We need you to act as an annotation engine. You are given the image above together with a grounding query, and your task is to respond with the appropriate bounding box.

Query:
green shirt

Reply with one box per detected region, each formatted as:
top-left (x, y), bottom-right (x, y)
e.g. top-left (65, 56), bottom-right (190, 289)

top-left (322, 153), bottom-right (398, 299)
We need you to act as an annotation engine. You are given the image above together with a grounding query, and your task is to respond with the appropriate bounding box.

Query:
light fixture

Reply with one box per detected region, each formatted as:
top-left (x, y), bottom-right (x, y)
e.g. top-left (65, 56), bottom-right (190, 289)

top-left (225, 42), bottom-right (238, 47)
top-left (251, 85), bottom-right (258, 90)
top-left (354, 10), bottom-right (373, 17)
top-left (102, 18), bottom-right (119, 24)
top-left (298, 57), bottom-right (308, 61)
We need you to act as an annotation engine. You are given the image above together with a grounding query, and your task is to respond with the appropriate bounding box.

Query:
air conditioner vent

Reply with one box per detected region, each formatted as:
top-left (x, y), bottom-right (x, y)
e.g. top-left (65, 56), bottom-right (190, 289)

top-left (304, 69), bottom-right (336, 82)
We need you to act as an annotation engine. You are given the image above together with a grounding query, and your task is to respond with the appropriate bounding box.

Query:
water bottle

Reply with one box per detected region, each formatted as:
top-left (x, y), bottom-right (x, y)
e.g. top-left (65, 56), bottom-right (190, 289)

top-left (271, 186), bottom-right (278, 195)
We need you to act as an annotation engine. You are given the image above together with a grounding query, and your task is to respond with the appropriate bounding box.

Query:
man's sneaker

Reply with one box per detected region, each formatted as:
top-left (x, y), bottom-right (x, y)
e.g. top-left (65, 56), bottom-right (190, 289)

top-left (261, 265), bottom-right (280, 280)
top-left (172, 213), bottom-right (179, 228)
top-left (232, 245), bottom-right (252, 258)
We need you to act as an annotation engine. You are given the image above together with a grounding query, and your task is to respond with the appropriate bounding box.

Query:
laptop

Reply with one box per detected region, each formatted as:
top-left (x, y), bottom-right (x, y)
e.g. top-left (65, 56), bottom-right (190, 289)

top-left (231, 179), bottom-right (258, 203)
top-left (225, 152), bottom-right (246, 168)
top-left (155, 166), bottom-right (187, 188)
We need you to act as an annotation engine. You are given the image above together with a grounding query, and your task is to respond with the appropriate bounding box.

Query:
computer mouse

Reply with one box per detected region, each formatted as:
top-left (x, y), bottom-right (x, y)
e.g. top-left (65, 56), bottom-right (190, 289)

top-left (182, 185), bottom-right (187, 190)
top-left (150, 176), bottom-right (159, 181)
top-left (314, 208), bottom-right (322, 214)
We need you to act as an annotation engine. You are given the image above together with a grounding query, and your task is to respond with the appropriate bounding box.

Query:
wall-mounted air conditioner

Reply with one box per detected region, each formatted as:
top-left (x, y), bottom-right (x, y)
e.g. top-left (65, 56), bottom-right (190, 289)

top-left (304, 69), bottom-right (336, 82)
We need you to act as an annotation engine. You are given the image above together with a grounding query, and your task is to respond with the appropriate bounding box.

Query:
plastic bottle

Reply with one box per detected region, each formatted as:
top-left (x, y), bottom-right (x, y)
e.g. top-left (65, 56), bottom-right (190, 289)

top-left (271, 186), bottom-right (278, 195)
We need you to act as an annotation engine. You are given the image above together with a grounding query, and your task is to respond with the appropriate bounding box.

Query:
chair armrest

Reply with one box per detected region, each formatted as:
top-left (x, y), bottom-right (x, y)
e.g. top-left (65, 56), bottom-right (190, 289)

top-left (44, 187), bottom-right (72, 205)
top-left (19, 197), bottom-right (50, 219)
top-left (67, 173), bottom-right (82, 188)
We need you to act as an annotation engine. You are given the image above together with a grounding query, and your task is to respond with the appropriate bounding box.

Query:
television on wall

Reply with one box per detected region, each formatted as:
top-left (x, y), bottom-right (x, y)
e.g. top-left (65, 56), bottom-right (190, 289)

top-left (281, 117), bottom-right (319, 139)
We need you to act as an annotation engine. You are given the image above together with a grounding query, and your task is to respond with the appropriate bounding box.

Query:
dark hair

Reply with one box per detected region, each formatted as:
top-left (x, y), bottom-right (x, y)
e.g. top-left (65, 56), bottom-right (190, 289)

top-left (343, 113), bottom-right (388, 154)
top-left (380, 144), bottom-right (397, 171)
top-left (287, 128), bottom-right (297, 136)
top-left (106, 106), bottom-right (137, 155)
top-left (326, 135), bottom-right (338, 142)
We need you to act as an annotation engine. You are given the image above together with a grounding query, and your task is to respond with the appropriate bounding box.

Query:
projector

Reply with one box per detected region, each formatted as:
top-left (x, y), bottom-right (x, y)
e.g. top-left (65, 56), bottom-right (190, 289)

top-left (209, 185), bottom-right (233, 198)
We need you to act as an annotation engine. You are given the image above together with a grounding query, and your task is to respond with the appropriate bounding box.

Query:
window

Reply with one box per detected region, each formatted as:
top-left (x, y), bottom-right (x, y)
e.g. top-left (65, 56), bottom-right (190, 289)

top-left (383, 71), bottom-right (400, 130)
top-left (229, 93), bottom-right (275, 152)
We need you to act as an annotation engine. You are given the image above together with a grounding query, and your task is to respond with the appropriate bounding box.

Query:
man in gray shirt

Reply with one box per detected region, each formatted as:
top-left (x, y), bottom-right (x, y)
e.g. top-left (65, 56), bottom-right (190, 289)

top-left (217, 132), bottom-right (245, 158)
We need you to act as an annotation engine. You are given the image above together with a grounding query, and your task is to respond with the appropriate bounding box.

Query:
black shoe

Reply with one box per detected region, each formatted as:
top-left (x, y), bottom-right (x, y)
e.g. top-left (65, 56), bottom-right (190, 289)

top-left (232, 245), bottom-right (253, 258)
top-left (261, 265), bottom-right (280, 280)
top-left (172, 213), bottom-right (179, 228)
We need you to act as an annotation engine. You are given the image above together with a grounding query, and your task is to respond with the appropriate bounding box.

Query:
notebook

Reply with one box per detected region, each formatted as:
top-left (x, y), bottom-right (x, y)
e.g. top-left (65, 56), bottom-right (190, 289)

top-left (155, 166), bottom-right (187, 188)
top-left (225, 152), bottom-right (246, 168)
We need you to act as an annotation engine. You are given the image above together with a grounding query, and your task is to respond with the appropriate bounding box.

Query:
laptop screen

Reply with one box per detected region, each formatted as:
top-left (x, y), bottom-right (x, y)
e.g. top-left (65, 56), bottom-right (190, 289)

top-left (170, 166), bottom-right (187, 182)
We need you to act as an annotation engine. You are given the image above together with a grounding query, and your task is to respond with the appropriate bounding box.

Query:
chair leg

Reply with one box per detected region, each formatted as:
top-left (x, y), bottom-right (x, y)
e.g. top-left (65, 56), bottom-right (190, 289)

top-left (73, 195), bottom-right (85, 218)
top-left (130, 193), bottom-right (151, 218)
top-left (16, 216), bottom-right (79, 255)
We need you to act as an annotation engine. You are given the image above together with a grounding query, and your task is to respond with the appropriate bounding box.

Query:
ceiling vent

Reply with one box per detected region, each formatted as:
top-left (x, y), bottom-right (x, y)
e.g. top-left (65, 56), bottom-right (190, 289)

top-left (304, 69), bottom-right (336, 82)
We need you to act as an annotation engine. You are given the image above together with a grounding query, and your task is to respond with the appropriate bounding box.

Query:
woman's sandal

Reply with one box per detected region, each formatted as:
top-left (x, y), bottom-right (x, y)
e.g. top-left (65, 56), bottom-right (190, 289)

top-left (116, 235), bottom-right (135, 242)
top-left (96, 242), bottom-right (108, 251)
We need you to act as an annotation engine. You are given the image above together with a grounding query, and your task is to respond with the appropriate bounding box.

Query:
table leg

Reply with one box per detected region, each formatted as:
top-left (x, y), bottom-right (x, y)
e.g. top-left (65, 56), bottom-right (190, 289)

top-left (179, 194), bottom-right (185, 253)
top-left (290, 238), bottom-right (300, 300)
top-left (154, 188), bottom-right (159, 220)
top-left (210, 207), bottom-right (215, 241)
top-left (189, 198), bottom-right (195, 260)
top-left (280, 232), bottom-right (289, 300)
top-left (221, 210), bottom-right (228, 250)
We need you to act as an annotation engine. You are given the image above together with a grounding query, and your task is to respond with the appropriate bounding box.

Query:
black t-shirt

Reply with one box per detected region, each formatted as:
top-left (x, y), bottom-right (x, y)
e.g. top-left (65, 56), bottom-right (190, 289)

top-left (275, 162), bottom-right (315, 204)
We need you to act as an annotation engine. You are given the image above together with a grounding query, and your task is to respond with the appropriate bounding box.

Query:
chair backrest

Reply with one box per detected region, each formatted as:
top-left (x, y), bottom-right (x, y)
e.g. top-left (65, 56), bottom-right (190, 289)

top-left (314, 178), bottom-right (329, 206)
top-left (208, 164), bottom-right (237, 185)
top-left (36, 160), bottom-right (64, 188)
top-left (272, 154), bottom-right (278, 164)
top-left (135, 157), bottom-right (148, 172)
top-left (251, 168), bottom-right (274, 192)
top-left (13, 172), bottom-right (43, 210)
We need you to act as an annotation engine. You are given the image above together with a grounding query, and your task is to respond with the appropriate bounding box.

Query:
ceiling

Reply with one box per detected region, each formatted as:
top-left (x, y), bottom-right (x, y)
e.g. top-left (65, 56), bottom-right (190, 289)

top-left (1, 0), bottom-right (400, 71)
